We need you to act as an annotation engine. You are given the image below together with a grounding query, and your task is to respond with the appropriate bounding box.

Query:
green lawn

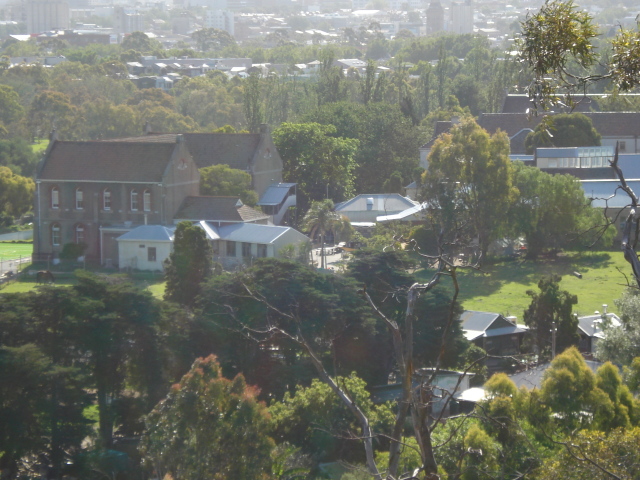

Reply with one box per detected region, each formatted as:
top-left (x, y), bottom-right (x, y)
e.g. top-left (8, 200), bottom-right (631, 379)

top-left (0, 242), bottom-right (33, 261)
top-left (418, 250), bottom-right (630, 319)
top-left (31, 138), bottom-right (49, 155)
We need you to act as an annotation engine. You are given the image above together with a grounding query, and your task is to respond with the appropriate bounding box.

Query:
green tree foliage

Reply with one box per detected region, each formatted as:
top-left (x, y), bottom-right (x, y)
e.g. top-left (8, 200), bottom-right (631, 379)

top-left (597, 289), bottom-right (640, 365)
top-left (164, 221), bottom-right (212, 308)
top-left (28, 90), bottom-right (80, 139)
top-left (302, 199), bottom-right (341, 269)
top-left (0, 166), bottom-right (34, 217)
top-left (273, 122), bottom-right (358, 211)
top-left (540, 346), bottom-right (614, 430)
top-left (243, 71), bottom-right (264, 133)
top-left (0, 84), bottom-right (24, 135)
top-left (0, 344), bottom-right (91, 479)
top-left (270, 374), bottom-right (394, 463)
top-left (595, 362), bottom-right (639, 430)
top-left (195, 258), bottom-right (380, 396)
top-left (140, 355), bottom-right (274, 480)
top-left (120, 32), bottom-right (163, 55)
top-left (422, 117), bottom-right (517, 257)
top-left (523, 275), bottom-right (578, 359)
top-left (536, 427), bottom-right (640, 480)
top-left (199, 164), bottom-right (258, 206)
top-left (81, 100), bottom-right (141, 140)
top-left (305, 102), bottom-right (424, 193)
top-left (191, 28), bottom-right (236, 52)
top-left (524, 113), bottom-right (601, 153)
top-left (509, 162), bottom-right (612, 257)
top-left (0, 137), bottom-right (38, 176)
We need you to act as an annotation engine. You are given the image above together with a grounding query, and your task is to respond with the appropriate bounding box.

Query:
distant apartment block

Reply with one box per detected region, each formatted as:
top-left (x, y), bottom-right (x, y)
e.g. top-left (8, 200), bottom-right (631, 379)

top-left (450, 0), bottom-right (473, 34)
top-left (426, 0), bottom-right (444, 35)
top-left (205, 9), bottom-right (234, 35)
top-left (114, 6), bottom-right (143, 34)
top-left (26, 0), bottom-right (69, 33)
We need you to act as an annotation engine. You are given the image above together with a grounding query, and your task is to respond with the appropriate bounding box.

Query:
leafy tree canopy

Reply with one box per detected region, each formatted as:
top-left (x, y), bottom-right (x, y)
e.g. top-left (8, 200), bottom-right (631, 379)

top-left (199, 164), bottom-right (258, 206)
top-left (524, 113), bottom-right (601, 154)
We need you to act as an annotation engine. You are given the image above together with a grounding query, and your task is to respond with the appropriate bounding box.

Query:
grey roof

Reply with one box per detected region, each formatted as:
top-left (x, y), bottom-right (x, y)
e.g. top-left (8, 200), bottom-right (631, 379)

top-left (39, 140), bottom-right (178, 183)
top-left (460, 310), bottom-right (527, 341)
top-left (582, 179), bottom-right (640, 208)
top-left (257, 183), bottom-right (296, 206)
top-left (377, 202), bottom-right (428, 222)
top-left (174, 196), bottom-right (269, 223)
top-left (116, 225), bottom-right (175, 242)
top-left (215, 222), bottom-right (308, 244)
top-left (577, 313), bottom-right (622, 338)
top-left (335, 194), bottom-right (417, 213)
top-left (509, 360), bottom-right (604, 391)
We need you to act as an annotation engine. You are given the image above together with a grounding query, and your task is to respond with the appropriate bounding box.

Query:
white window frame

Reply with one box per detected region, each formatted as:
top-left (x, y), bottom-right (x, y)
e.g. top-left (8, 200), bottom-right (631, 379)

top-left (143, 189), bottom-right (151, 212)
top-left (103, 189), bottom-right (111, 211)
top-left (51, 187), bottom-right (59, 209)
top-left (75, 188), bottom-right (84, 210)
top-left (51, 223), bottom-right (61, 246)
top-left (75, 224), bottom-right (85, 244)
top-left (131, 190), bottom-right (139, 211)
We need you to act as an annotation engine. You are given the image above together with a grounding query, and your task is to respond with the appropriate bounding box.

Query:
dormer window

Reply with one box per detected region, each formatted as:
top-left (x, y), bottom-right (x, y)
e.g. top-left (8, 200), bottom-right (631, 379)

top-left (131, 190), bottom-right (138, 211)
top-left (75, 188), bottom-right (84, 210)
top-left (103, 189), bottom-right (111, 211)
top-left (51, 187), bottom-right (59, 209)
top-left (143, 189), bottom-right (151, 212)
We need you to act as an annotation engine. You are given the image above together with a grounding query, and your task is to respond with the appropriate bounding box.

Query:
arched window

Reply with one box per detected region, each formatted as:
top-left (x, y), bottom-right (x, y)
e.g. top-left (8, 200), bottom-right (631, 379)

top-left (130, 190), bottom-right (138, 211)
top-left (51, 187), bottom-right (59, 209)
top-left (103, 188), bottom-right (111, 211)
top-left (51, 223), bottom-right (61, 246)
top-left (75, 188), bottom-right (84, 210)
top-left (143, 189), bottom-right (151, 212)
top-left (75, 224), bottom-right (85, 244)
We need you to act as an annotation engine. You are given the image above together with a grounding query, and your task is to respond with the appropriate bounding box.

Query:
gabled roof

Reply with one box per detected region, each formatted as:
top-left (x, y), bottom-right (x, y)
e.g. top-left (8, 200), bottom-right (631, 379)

top-left (104, 132), bottom-right (265, 171)
top-left (501, 94), bottom-right (597, 114)
top-left (38, 140), bottom-right (178, 183)
top-left (174, 196), bottom-right (269, 223)
top-left (377, 202), bottom-right (428, 222)
top-left (257, 183), bottom-right (296, 206)
top-left (509, 359), bottom-right (604, 390)
top-left (117, 225), bottom-right (175, 242)
top-left (577, 313), bottom-right (622, 339)
top-left (335, 194), bottom-right (417, 213)
top-left (460, 310), bottom-right (527, 341)
top-left (420, 120), bottom-right (454, 149)
top-left (215, 222), bottom-right (308, 244)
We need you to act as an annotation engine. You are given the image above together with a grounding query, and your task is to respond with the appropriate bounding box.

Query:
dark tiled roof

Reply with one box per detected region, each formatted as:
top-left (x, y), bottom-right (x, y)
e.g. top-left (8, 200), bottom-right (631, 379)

top-left (501, 94), bottom-right (597, 114)
top-left (174, 196), bottom-right (268, 222)
top-left (420, 121), bottom-right (454, 149)
top-left (39, 141), bottom-right (177, 182)
top-left (479, 112), bottom-right (640, 138)
top-left (105, 132), bottom-right (263, 171)
top-left (181, 133), bottom-right (261, 170)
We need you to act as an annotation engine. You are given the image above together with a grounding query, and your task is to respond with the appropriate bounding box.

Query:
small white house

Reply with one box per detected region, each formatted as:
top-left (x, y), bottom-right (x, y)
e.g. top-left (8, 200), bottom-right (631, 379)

top-left (117, 225), bottom-right (175, 271)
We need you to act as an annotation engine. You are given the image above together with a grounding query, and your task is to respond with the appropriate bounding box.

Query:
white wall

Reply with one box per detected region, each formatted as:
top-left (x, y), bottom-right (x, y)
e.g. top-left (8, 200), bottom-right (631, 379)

top-left (118, 240), bottom-right (172, 271)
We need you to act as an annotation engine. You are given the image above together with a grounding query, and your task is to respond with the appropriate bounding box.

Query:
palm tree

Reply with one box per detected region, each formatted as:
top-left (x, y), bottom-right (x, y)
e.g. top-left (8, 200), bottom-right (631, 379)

top-left (302, 199), bottom-right (341, 269)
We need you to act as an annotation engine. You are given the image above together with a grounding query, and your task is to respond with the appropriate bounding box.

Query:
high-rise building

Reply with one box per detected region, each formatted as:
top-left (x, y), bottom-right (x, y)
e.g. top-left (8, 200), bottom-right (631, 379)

top-left (450, 0), bottom-right (473, 34)
top-left (26, 0), bottom-right (69, 33)
top-left (205, 9), bottom-right (234, 35)
top-left (114, 6), bottom-right (144, 34)
top-left (426, 0), bottom-right (443, 35)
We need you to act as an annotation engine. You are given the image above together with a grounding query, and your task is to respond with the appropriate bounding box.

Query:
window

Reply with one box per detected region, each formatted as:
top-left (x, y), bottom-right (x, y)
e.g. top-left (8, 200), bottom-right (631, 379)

top-left (51, 223), bottom-right (61, 246)
top-left (75, 188), bottom-right (84, 210)
top-left (242, 242), bottom-right (252, 257)
top-left (103, 189), bottom-right (111, 211)
top-left (131, 190), bottom-right (138, 211)
top-left (51, 187), bottom-right (59, 209)
top-left (226, 241), bottom-right (236, 257)
top-left (148, 247), bottom-right (157, 262)
top-left (75, 224), bottom-right (85, 244)
top-left (143, 189), bottom-right (151, 212)
top-left (257, 244), bottom-right (267, 258)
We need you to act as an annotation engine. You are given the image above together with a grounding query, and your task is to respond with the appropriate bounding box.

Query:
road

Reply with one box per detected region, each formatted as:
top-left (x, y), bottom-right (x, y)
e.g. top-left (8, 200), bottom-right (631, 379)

top-left (0, 256), bottom-right (30, 275)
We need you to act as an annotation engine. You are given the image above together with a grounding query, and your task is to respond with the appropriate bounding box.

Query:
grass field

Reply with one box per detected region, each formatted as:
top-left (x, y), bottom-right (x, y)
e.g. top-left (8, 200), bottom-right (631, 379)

top-left (1, 250), bottom-right (632, 316)
top-left (0, 242), bottom-right (33, 261)
top-left (31, 138), bottom-right (49, 155)
top-left (418, 250), bottom-right (631, 320)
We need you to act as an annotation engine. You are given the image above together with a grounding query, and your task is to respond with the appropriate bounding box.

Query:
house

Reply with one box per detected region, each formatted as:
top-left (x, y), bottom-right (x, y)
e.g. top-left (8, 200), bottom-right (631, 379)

top-left (577, 311), bottom-right (622, 356)
top-left (256, 183), bottom-right (297, 225)
top-left (33, 133), bottom-right (199, 267)
top-left (334, 194), bottom-right (418, 225)
top-left (371, 368), bottom-right (475, 417)
top-left (460, 310), bottom-right (529, 359)
top-left (116, 225), bottom-right (175, 271)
